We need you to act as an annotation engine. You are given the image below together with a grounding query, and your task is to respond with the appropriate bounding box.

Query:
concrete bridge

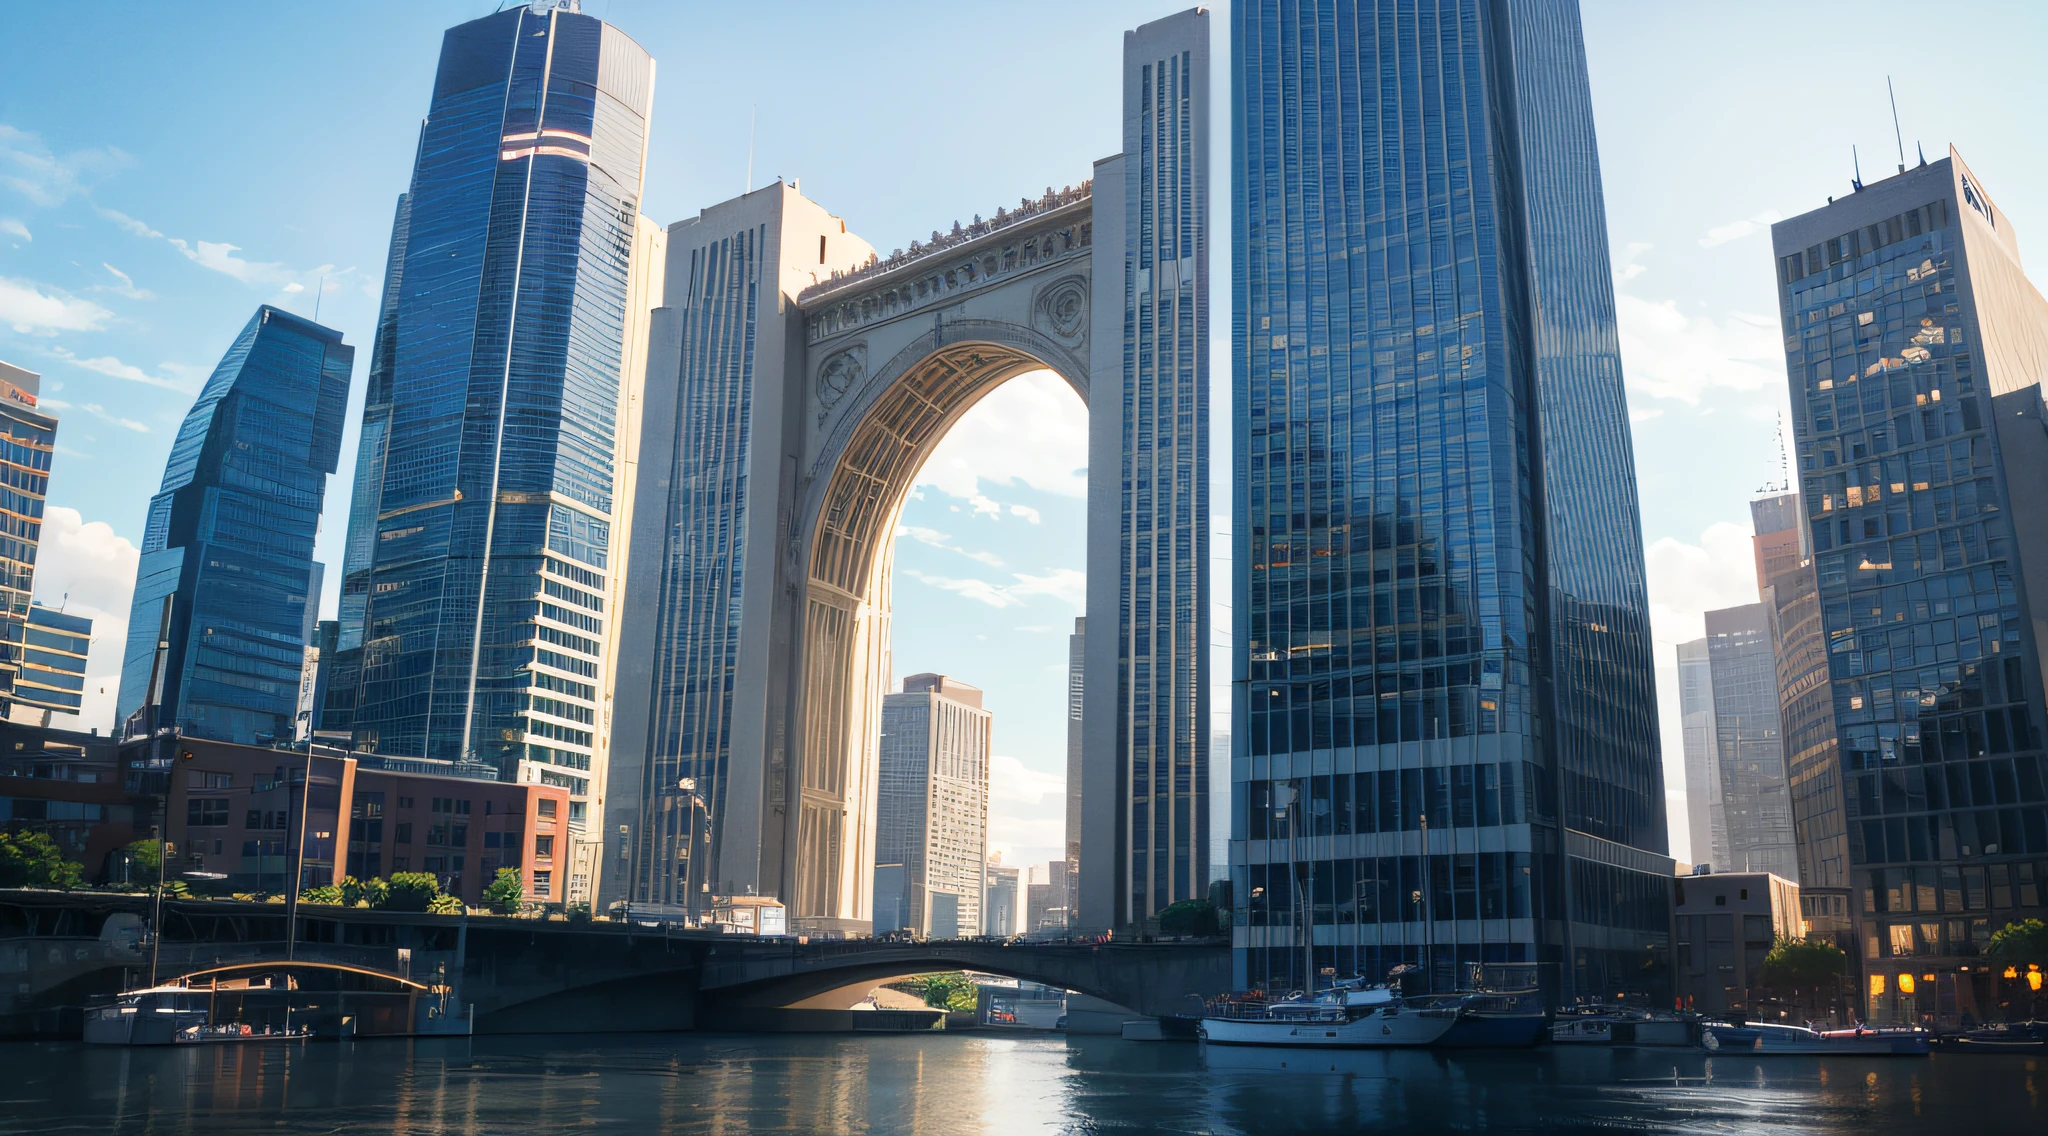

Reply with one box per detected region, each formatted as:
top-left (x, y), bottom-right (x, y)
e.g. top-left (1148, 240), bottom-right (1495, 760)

top-left (0, 890), bottom-right (1229, 1037)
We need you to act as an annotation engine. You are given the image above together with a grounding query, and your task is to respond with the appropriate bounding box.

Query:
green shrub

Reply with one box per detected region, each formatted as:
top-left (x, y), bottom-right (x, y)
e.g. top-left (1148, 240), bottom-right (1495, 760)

top-left (481, 868), bottom-right (524, 915)
top-left (381, 872), bottom-right (443, 912)
top-left (0, 832), bottom-right (84, 890)
top-left (427, 893), bottom-right (465, 915)
top-left (300, 884), bottom-right (343, 905)
top-left (1157, 898), bottom-right (1224, 937)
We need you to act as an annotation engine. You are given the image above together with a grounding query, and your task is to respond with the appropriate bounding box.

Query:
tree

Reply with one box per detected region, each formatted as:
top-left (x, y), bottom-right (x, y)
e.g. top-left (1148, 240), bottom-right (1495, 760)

top-left (1989, 918), bottom-right (2048, 1017)
top-left (1158, 898), bottom-right (1224, 937)
top-left (339, 875), bottom-right (386, 908)
top-left (380, 871), bottom-right (443, 912)
top-left (1760, 937), bottom-right (1848, 1023)
top-left (0, 832), bottom-right (84, 890)
top-left (892, 972), bottom-right (979, 1013)
top-left (481, 868), bottom-right (524, 915)
top-left (120, 839), bottom-right (163, 886)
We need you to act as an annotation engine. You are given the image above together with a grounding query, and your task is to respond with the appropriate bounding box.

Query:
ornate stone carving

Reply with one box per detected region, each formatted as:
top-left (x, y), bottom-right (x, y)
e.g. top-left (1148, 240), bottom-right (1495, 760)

top-left (1035, 274), bottom-right (1089, 342)
top-left (817, 345), bottom-right (865, 410)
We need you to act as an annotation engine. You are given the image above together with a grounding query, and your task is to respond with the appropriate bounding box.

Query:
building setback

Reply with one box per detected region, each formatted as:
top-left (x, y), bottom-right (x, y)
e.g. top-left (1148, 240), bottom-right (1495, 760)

top-left (872, 674), bottom-right (990, 938)
top-left (0, 362), bottom-right (59, 725)
top-left (116, 307), bottom-right (351, 745)
top-left (324, 3), bottom-right (660, 895)
top-left (1772, 147), bottom-right (2048, 1025)
top-left (1229, 0), bottom-right (1671, 1003)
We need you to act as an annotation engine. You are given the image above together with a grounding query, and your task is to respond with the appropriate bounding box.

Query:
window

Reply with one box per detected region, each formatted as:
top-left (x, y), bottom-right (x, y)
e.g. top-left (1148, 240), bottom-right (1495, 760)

top-left (188, 772), bottom-right (231, 789)
top-left (537, 798), bottom-right (558, 819)
top-left (450, 824), bottom-right (467, 847)
top-left (1739, 889), bottom-right (1750, 901)
top-left (394, 822), bottom-right (412, 845)
top-left (397, 797), bottom-right (413, 809)
top-left (535, 835), bottom-right (554, 858)
top-left (534, 870), bottom-right (552, 898)
top-left (1714, 894), bottom-right (1727, 907)
top-left (484, 831), bottom-right (501, 848)
top-left (187, 799), bottom-right (229, 827)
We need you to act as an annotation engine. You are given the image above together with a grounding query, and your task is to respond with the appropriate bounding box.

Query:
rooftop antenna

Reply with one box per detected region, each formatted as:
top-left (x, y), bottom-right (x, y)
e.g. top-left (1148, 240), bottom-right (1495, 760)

top-left (1917, 141), bottom-right (1928, 168)
top-left (1852, 145), bottom-right (1864, 192)
top-left (312, 273), bottom-right (326, 324)
top-left (744, 104), bottom-right (756, 197)
top-left (1887, 76), bottom-right (1906, 174)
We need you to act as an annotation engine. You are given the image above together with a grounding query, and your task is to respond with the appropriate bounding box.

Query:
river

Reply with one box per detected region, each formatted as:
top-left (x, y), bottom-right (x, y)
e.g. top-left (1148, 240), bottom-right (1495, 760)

top-left (3, 1033), bottom-right (2040, 1134)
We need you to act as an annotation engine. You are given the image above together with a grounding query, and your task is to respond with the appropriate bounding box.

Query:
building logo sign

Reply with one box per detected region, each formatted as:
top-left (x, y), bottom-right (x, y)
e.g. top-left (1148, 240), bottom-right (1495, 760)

top-left (1961, 172), bottom-right (1995, 228)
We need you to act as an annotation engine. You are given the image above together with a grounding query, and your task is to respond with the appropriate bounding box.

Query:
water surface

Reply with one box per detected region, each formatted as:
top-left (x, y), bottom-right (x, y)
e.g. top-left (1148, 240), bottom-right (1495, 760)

top-left (4, 1033), bottom-right (2039, 1134)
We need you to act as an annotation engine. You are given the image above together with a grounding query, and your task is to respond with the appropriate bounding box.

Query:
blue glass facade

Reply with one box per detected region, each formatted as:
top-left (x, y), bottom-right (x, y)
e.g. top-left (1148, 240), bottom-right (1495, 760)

top-left (329, 4), bottom-right (653, 785)
top-left (1772, 151), bottom-right (2048, 1025)
top-left (15, 605), bottom-right (91, 718)
top-left (1230, 0), bottom-right (1668, 1002)
top-left (115, 306), bottom-right (352, 744)
top-left (0, 362), bottom-right (56, 720)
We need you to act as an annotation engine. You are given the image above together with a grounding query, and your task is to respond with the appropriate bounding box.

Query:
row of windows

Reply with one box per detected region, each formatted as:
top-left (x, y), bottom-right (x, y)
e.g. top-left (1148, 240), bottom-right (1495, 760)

top-left (1864, 860), bottom-right (2044, 916)
top-left (542, 577), bottom-right (603, 613)
top-left (539, 602), bottom-right (602, 636)
top-left (530, 694), bottom-right (593, 726)
top-left (530, 670), bottom-right (594, 701)
top-left (1239, 853), bottom-right (1540, 928)
top-left (543, 555), bottom-right (603, 590)
top-left (1237, 762), bottom-right (1539, 841)
top-left (1854, 807), bottom-right (2048, 864)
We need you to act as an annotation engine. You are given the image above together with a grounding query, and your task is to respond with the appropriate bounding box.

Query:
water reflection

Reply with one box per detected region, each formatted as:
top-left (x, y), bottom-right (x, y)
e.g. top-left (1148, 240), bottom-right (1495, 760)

top-left (3, 1034), bottom-right (2038, 1135)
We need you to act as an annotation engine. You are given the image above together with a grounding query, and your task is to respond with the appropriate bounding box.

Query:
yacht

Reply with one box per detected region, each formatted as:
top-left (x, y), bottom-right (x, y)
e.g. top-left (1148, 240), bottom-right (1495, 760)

top-left (83, 986), bottom-right (211, 1046)
top-left (1700, 1020), bottom-right (1930, 1055)
top-left (1198, 979), bottom-right (1460, 1048)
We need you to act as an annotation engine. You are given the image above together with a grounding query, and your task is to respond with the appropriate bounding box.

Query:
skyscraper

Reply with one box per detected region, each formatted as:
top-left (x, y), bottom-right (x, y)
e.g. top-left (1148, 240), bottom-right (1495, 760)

top-left (1677, 638), bottom-right (1724, 869)
top-left (1064, 616), bottom-right (1085, 871)
top-left (872, 674), bottom-right (990, 938)
top-left (1704, 603), bottom-right (1798, 877)
top-left (14, 605), bottom-right (90, 724)
top-left (0, 361), bottom-right (57, 725)
top-left (1772, 147), bottom-right (2048, 1024)
top-left (116, 307), bottom-right (352, 744)
top-left (1230, 0), bottom-right (1670, 1002)
top-left (1079, 6), bottom-right (1211, 929)
top-left (326, 3), bottom-right (657, 847)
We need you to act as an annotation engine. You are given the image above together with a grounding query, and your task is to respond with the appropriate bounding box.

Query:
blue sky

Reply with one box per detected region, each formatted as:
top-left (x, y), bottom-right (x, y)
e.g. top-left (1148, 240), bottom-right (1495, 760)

top-left (3, 2), bottom-right (2045, 870)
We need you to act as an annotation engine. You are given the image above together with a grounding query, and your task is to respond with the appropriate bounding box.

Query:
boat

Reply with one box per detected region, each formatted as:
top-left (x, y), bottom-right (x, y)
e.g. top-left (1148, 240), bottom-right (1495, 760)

top-left (1932, 1021), bottom-right (2048, 1054)
top-left (82, 986), bottom-right (211, 1046)
top-left (1549, 1007), bottom-right (1698, 1047)
top-left (1700, 1020), bottom-right (1930, 1055)
top-left (1430, 988), bottom-right (1548, 1048)
top-left (1198, 979), bottom-right (1460, 1048)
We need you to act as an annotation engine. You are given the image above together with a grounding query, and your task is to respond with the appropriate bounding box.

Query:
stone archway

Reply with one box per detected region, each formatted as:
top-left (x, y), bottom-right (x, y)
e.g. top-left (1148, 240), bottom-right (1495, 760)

top-left (787, 330), bottom-right (1089, 924)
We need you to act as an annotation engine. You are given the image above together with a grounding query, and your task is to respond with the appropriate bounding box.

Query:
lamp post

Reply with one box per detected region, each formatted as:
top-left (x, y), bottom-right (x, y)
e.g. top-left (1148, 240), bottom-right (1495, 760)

top-left (678, 778), bottom-right (712, 926)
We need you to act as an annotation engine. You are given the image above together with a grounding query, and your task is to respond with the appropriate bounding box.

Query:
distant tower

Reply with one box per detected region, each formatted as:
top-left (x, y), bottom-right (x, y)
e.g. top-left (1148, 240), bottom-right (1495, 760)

top-left (873, 674), bottom-right (991, 938)
top-left (116, 307), bottom-right (352, 743)
top-left (0, 361), bottom-right (58, 725)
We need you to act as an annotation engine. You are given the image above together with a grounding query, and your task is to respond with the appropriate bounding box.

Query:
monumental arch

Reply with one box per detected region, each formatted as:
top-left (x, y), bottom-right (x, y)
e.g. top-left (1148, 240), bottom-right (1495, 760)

top-left (605, 9), bottom-right (1209, 933)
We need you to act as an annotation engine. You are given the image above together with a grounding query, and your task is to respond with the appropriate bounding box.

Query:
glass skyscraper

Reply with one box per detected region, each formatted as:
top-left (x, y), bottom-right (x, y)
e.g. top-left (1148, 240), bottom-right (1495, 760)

top-left (1772, 148), bottom-right (2048, 1025)
top-left (1704, 602), bottom-right (1798, 877)
top-left (116, 306), bottom-right (353, 744)
top-left (1230, 0), bottom-right (1669, 1002)
top-left (0, 361), bottom-right (56, 724)
top-left (327, 3), bottom-right (655, 819)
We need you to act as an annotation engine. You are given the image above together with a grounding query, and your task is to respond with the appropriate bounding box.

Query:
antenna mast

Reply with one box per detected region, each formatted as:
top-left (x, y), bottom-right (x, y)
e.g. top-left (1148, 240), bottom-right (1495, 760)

top-left (1887, 77), bottom-right (1906, 174)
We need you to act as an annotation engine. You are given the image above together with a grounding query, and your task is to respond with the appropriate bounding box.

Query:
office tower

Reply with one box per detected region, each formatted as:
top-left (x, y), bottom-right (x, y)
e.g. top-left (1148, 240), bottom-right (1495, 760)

top-left (1677, 639), bottom-right (1725, 869)
top-left (0, 362), bottom-right (56, 724)
top-left (1751, 491), bottom-right (1853, 941)
top-left (1064, 617), bottom-right (1084, 873)
top-left (1772, 147), bottom-right (2048, 1024)
top-left (325, 4), bottom-right (657, 856)
top-left (1046, 858), bottom-right (1073, 929)
top-left (12, 605), bottom-right (91, 723)
top-left (1026, 874), bottom-right (1054, 931)
top-left (1230, 0), bottom-right (1670, 1002)
top-left (115, 307), bottom-right (351, 744)
top-left (1080, 5), bottom-right (1211, 930)
top-left (295, 620), bottom-right (338, 743)
top-left (1704, 603), bottom-right (1798, 877)
top-left (868, 674), bottom-right (990, 939)
top-left (985, 857), bottom-right (1020, 937)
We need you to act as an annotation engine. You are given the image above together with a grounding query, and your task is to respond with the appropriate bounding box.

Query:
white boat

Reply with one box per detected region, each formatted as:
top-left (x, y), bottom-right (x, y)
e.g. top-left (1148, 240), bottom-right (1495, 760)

top-left (1700, 1020), bottom-right (1930, 1056)
top-left (1198, 982), bottom-right (1459, 1048)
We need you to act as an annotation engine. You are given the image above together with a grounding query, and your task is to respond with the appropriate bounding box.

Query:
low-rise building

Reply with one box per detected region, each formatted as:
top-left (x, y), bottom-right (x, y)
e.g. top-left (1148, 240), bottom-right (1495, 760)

top-left (0, 720), bottom-right (142, 880)
top-left (1673, 869), bottom-right (1801, 1015)
top-left (159, 737), bottom-right (569, 908)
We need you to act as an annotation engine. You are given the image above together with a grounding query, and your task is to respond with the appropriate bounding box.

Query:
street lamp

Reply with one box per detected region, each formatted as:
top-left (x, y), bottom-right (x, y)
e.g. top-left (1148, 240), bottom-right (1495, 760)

top-left (677, 777), bottom-right (712, 924)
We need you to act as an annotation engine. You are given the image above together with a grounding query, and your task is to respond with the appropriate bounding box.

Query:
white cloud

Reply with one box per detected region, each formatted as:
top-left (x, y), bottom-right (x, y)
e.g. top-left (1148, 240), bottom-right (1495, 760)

top-left (987, 753), bottom-right (1066, 868)
top-left (100, 263), bottom-right (153, 300)
top-left (95, 206), bottom-right (160, 240)
top-left (914, 369), bottom-right (1088, 500)
top-left (0, 276), bottom-right (112, 335)
top-left (903, 566), bottom-right (1085, 610)
top-left (1008, 504), bottom-right (1042, 524)
top-left (79, 402), bottom-right (149, 433)
top-left (48, 347), bottom-right (191, 391)
top-left (968, 494), bottom-right (1002, 518)
top-left (893, 524), bottom-right (1002, 567)
top-left (1644, 521), bottom-right (1761, 866)
top-left (169, 238), bottom-right (292, 286)
top-left (30, 506), bottom-right (139, 732)
top-left (0, 218), bottom-right (27, 243)
top-left (1613, 245), bottom-right (1785, 404)
top-left (0, 124), bottom-right (130, 208)
top-left (1698, 210), bottom-right (1784, 249)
